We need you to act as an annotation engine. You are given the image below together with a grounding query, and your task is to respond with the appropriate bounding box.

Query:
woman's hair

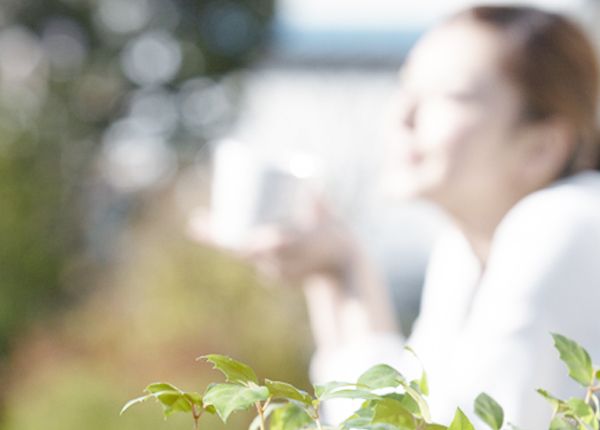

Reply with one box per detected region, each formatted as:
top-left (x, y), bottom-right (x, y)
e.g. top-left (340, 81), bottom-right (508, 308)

top-left (449, 5), bottom-right (600, 173)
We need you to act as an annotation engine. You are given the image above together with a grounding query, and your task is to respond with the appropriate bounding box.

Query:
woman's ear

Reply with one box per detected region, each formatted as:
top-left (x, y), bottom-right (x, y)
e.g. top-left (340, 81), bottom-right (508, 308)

top-left (521, 117), bottom-right (576, 185)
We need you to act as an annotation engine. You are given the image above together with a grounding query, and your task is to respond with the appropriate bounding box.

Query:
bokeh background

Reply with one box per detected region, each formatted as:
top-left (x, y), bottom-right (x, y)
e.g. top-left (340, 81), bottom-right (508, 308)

top-left (0, 0), bottom-right (598, 429)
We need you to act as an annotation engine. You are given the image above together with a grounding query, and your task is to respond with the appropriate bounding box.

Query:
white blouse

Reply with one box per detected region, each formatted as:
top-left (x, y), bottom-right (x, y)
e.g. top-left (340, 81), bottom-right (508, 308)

top-left (310, 170), bottom-right (600, 429)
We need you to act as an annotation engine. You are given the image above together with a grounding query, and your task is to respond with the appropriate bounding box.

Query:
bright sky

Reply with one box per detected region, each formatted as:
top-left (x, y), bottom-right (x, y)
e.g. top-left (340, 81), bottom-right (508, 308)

top-left (277, 0), bottom-right (584, 30)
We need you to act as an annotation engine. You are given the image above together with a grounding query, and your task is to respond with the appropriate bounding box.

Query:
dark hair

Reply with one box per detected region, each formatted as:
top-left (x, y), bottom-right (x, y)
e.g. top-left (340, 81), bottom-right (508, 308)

top-left (449, 5), bottom-right (600, 173)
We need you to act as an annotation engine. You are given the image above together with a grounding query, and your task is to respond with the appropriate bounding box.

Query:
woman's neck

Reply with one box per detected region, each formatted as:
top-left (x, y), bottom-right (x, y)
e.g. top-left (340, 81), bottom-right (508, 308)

top-left (441, 192), bottom-right (526, 265)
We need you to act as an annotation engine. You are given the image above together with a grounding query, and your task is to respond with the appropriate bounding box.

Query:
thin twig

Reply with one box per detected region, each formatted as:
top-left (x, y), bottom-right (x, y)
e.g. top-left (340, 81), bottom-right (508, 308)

top-left (191, 404), bottom-right (201, 430)
top-left (313, 407), bottom-right (323, 430)
top-left (255, 401), bottom-right (266, 430)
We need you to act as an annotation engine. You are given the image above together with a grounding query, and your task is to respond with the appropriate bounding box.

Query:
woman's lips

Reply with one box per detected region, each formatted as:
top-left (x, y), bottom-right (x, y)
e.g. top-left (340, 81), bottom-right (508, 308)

top-left (401, 147), bottom-right (425, 166)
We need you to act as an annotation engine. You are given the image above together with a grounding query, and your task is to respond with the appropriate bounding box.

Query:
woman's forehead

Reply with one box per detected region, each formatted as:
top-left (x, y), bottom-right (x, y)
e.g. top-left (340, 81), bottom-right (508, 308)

top-left (400, 21), bottom-right (507, 87)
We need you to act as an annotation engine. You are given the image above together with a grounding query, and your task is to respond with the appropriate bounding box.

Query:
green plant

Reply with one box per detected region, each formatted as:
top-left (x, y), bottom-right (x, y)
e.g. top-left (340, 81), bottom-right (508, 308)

top-left (121, 333), bottom-right (600, 430)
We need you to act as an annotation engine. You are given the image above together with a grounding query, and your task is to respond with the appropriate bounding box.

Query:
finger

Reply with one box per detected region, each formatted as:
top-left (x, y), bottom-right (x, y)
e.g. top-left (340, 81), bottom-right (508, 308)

top-left (187, 208), bottom-right (217, 245)
top-left (238, 225), bottom-right (293, 259)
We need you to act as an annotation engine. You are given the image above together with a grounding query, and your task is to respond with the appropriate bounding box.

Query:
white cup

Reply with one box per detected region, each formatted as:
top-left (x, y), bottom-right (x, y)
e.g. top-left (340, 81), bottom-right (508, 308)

top-left (210, 140), bottom-right (319, 248)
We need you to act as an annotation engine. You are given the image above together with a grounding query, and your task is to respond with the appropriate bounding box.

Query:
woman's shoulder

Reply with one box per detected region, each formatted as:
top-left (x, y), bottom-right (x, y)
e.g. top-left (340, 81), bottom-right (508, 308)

top-left (485, 171), bottom-right (600, 304)
top-left (499, 170), bottom-right (600, 236)
top-left (487, 171), bottom-right (600, 283)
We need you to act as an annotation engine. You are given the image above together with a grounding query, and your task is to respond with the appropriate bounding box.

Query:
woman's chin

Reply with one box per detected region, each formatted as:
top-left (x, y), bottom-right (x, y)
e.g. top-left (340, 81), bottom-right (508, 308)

top-left (379, 171), bottom-right (436, 203)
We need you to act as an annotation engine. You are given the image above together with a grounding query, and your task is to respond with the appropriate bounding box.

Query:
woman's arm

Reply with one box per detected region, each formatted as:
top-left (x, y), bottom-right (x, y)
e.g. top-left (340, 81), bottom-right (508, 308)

top-left (301, 242), bottom-right (398, 351)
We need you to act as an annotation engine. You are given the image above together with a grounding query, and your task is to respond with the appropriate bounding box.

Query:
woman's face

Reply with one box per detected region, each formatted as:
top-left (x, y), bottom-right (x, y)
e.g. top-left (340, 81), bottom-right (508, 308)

top-left (388, 21), bottom-right (533, 210)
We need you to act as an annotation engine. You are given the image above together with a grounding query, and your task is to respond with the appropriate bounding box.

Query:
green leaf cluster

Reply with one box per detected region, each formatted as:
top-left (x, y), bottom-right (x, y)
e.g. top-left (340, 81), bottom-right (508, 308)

top-left (120, 382), bottom-right (206, 419)
top-left (534, 334), bottom-right (600, 430)
top-left (122, 334), bottom-right (600, 430)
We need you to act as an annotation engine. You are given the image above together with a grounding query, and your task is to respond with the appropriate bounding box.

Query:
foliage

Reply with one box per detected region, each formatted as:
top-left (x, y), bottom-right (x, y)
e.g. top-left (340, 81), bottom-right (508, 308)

top-left (123, 333), bottom-right (600, 430)
top-left (1, 206), bottom-right (313, 430)
top-left (0, 0), bottom-right (274, 358)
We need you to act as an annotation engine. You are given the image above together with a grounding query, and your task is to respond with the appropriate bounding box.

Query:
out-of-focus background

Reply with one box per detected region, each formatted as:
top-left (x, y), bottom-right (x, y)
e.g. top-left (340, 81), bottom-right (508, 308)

top-left (0, 1), bottom-right (597, 429)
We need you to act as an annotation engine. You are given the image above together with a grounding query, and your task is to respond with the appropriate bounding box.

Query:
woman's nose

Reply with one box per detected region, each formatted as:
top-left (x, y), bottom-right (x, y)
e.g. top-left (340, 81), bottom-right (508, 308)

top-left (398, 98), bottom-right (418, 131)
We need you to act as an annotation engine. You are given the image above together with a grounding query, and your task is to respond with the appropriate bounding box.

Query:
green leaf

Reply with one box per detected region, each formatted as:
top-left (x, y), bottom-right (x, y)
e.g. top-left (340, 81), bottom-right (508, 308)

top-left (359, 425), bottom-right (400, 430)
top-left (537, 389), bottom-right (568, 414)
top-left (448, 409), bottom-right (475, 430)
top-left (183, 392), bottom-right (203, 406)
top-left (146, 382), bottom-right (181, 394)
top-left (409, 381), bottom-right (421, 394)
top-left (552, 333), bottom-right (594, 386)
top-left (320, 389), bottom-right (381, 401)
top-left (358, 364), bottom-right (404, 390)
top-left (418, 373), bottom-right (429, 397)
top-left (120, 383), bottom-right (201, 418)
top-left (590, 394), bottom-right (600, 422)
top-left (143, 383), bottom-right (193, 417)
top-left (183, 392), bottom-right (216, 414)
top-left (269, 403), bottom-right (314, 430)
top-left (399, 380), bottom-right (431, 422)
top-left (566, 398), bottom-right (598, 430)
top-left (314, 381), bottom-right (355, 399)
top-left (342, 407), bottom-right (375, 429)
top-left (596, 370), bottom-right (600, 381)
top-left (200, 354), bottom-right (259, 385)
top-left (371, 397), bottom-right (416, 429)
top-left (383, 393), bottom-right (420, 415)
top-left (474, 392), bottom-right (504, 430)
top-left (265, 379), bottom-right (313, 406)
top-left (203, 383), bottom-right (269, 422)
top-left (120, 394), bottom-right (153, 415)
top-left (153, 392), bottom-right (193, 416)
top-left (425, 425), bottom-right (448, 430)
top-left (549, 416), bottom-right (577, 430)
top-left (404, 345), bottom-right (429, 396)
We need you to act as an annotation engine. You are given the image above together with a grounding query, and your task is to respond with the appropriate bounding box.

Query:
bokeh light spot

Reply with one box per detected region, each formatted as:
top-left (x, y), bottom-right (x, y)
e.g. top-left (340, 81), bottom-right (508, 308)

top-left (41, 18), bottom-right (87, 80)
top-left (100, 120), bottom-right (176, 192)
top-left (120, 30), bottom-right (182, 86)
top-left (96, 0), bottom-right (151, 34)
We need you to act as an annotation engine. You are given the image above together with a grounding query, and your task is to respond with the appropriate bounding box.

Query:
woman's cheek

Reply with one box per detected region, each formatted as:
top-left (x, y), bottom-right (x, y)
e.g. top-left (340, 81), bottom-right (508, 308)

top-left (417, 112), bottom-right (473, 168)
top-left (420, 117), bottom-right (486, 191)
top-left (416, 101), bottom-right (472, 149)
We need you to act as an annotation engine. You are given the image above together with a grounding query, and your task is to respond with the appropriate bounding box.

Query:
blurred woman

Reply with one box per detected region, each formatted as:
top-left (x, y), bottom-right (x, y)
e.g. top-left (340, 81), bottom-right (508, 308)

top-left (206, 5), bottom-right (600, 428)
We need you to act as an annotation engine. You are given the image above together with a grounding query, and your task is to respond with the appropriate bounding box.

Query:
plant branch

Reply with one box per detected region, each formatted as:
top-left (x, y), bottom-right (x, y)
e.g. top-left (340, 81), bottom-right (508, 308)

top-left (255, 401), bottom-right (266, 430)
top-left (191, 404), bottom-right (201, 430)
top-left (313, 407), bottom-right (323, 430)
top-left (263, 397), bottom-right (272, 411)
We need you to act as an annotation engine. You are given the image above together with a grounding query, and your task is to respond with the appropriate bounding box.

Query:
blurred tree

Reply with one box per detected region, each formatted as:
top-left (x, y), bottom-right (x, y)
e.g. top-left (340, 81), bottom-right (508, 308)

top-left (0, 0), bottom-right (274, 408)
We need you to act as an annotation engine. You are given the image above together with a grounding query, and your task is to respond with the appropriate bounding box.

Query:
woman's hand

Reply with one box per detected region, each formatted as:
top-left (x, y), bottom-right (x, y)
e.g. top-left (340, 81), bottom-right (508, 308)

top-left (239, 220), bottom-right (356, 285)
top-left (188, 200), bottom-right (398, 344)
top-left (187, 199), bottom-right (357, 285)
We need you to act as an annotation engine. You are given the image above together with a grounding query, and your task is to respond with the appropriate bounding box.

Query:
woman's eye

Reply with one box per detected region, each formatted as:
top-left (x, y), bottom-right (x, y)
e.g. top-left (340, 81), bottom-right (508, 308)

top-left (443, 90), bottom-right (479, 102)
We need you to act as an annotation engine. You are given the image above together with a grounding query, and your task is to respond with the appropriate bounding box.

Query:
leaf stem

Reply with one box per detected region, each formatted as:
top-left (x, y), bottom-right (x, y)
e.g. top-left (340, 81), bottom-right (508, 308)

top-left (313, 407), bottom-right (323, 430)
top-left (263, 397), bottom-right (272, 411)
top-left (192, 404), bottom-right (201, 430)
top-left (255, 401), bottom-right (266, 430)
top-left (315, 418), bottom-right (323, 430)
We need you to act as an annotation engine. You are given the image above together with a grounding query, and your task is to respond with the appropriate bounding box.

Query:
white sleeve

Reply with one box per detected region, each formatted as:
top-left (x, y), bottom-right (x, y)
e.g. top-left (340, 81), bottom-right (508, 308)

top-left (309, 332), bottom-right (409, 424)
top-left (442, 191), bottom-right (600, 429)
top-left (308, 179), bottom-right (600, 429)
